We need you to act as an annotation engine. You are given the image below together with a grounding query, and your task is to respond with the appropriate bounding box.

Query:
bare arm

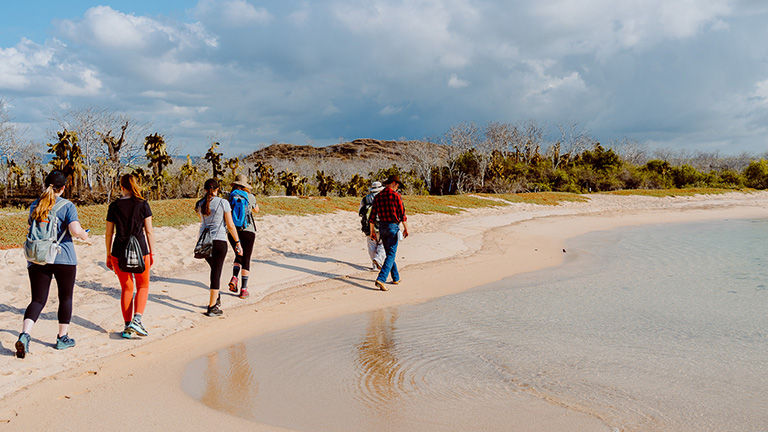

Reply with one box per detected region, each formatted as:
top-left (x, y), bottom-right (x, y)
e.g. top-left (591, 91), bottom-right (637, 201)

top-left (224, 211), bottom-right (239, 240)
top-left (144, 216), bottom-right (155, 256)
top-left (105, 221), bottom-right (114, 269)
top-left (224, 211), bottom-right (243, 255)
top-left (68, 221), bottom-right (89, 241)
top-left (105, 221), bottom-right (114, 255)
top-left (402, 221), bottom-right (409, 238)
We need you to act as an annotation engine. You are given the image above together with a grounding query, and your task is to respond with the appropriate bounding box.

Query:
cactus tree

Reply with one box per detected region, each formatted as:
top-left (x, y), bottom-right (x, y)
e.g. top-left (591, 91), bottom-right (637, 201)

top-left (47, 129), bottom-right (84, 196)
top-left (205, 142), bottom-right (224, 179)
top-left (251, 161), bottom-right (275, 194)
top-left (278, 170), bottom-right (307, 196)
top-left (315, 170), bottom-right (337, 196)
top-left (144, 133), bottom-right (173, 199)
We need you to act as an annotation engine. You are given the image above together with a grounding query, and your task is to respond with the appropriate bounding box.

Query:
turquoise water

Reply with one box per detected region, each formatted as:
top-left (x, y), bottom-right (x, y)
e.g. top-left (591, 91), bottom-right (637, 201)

top-left (183, 218), bottom-right (768, 432)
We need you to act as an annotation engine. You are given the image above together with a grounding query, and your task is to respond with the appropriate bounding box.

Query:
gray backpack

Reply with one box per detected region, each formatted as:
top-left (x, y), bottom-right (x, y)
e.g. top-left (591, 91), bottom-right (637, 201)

top-left (24, 200), bottom-right (68, 265)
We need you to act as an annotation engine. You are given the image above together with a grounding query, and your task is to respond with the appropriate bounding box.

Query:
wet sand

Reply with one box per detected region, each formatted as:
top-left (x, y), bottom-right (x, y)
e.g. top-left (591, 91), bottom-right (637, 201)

top-left (190, 219), bottom-right (767, 432)
top-left (1, 193), bottom-right (768, 431)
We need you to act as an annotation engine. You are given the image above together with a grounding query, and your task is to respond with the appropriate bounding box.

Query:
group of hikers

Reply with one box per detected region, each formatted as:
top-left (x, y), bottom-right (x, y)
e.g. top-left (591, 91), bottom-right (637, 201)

top-left (14, 170), bottom-right (409, 359)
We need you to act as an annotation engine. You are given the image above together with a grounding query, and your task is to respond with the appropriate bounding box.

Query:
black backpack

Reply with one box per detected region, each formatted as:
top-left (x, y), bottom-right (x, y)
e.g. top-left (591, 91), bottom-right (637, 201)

top-left (118, 200), bottom-right (146, 273)
top-left (194, 226), bottom-right (213, 259)
top-left (359, 195), bottom-right (375, 235)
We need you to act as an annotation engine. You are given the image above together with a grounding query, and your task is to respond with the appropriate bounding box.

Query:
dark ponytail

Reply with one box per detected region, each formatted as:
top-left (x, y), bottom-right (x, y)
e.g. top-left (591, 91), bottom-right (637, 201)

top-left (199, 178), bottom-right (219, 216)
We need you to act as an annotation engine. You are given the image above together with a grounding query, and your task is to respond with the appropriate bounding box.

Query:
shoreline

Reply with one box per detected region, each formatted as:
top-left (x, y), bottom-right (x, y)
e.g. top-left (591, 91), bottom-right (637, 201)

top-left (2, 193), bottom-right (768, 431)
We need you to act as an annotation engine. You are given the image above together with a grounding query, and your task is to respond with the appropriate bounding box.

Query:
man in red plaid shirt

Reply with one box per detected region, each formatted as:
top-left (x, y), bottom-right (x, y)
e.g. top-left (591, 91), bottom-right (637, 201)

top-left (369, 175), bottom-right (410, 291)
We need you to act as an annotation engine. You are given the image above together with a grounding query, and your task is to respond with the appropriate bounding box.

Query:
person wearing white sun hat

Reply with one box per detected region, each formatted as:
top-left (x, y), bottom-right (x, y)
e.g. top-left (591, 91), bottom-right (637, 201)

top-left (359, 181), bottom-right (386, 270)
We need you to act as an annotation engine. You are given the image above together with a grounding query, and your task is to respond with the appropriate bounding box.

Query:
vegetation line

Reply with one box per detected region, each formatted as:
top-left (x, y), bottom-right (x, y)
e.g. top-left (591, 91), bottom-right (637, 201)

top-left (0, 189), bottom-right (748, 250)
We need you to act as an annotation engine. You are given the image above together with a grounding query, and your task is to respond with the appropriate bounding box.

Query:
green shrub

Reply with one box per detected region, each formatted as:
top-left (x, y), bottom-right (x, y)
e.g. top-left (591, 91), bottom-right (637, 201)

top-left (743, 160), bottom-right (768, 189)
top-left (712, 169), bottom-right (745, 188)
top-left (671, 164), bottom-right (703, 188)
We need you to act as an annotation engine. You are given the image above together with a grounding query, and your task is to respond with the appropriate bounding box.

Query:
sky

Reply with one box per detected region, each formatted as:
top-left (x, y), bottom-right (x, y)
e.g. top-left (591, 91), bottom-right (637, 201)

top-left (1, 0), bottom-right (768, 156)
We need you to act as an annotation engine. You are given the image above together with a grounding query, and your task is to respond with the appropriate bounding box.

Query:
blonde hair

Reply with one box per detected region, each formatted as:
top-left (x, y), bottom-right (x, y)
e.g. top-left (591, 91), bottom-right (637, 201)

top-left (31, 171), bottom-right (67, 222)
top-left (121, 174), bottom-right (144, 200)
top-left (31, 185), bottom-right (58, 222)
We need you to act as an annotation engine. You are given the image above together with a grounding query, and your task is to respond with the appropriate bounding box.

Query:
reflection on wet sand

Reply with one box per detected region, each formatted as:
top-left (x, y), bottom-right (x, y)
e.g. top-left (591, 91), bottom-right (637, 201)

top-left (200, 343), bottom-right (257, 416)
top-left (355, 308), bottom-right (405, 410)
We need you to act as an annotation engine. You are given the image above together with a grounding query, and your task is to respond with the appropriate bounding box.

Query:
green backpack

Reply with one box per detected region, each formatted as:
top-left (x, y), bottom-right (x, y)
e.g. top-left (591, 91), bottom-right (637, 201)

top-left (24, 200), bottom-right (68, 265)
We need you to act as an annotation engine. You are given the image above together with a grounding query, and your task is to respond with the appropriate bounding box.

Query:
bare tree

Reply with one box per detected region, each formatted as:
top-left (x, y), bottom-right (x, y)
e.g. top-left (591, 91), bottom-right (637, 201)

top-left (480, 122), bottom-right (515, 189)
top-left (54, 107), bottom-right (150, 198)
top-left (448, 121), bottom-right (480, 151)
top-left (556, 122), bottom-right (593, 166)
top-left (445, 122), bottom-right (480, 192)
top-left (609, 137), bottom-right (647, 165)
top-left (0, 98), bottom-right (21, 172)
top-left (55, 106), bottom-right (104, 189)
top-left (406, 140), bottom-right (443, 193)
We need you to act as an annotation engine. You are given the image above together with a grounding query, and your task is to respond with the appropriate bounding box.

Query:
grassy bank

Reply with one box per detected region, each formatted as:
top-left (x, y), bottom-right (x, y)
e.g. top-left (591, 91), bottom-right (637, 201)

top-left (598, 187), bottom-right (752, 197)
top-left (0, 189), bottom-right (744, 249)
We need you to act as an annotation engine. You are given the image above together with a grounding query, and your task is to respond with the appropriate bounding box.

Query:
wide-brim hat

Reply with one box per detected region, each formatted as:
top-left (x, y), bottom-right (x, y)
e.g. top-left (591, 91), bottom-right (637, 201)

top-left (369, 181), bottom-right (384, 193)
top-left (232, 174), bottom-right (252, 190)
top-left (383, 175), bottom-right (404, 187)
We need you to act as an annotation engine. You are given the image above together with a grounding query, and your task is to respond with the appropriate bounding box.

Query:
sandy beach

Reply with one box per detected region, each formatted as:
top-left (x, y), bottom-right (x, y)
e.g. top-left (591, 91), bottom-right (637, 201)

top-left (2, 191), bottom-right (768, 431)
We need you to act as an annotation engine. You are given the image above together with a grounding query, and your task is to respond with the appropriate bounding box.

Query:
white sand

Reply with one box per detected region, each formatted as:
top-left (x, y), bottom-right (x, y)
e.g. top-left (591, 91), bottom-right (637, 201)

top-left (1, 191), bottom-right (767, 431)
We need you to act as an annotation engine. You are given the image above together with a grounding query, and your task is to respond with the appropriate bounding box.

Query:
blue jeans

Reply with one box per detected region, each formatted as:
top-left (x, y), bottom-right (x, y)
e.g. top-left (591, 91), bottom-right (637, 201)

top-left (377, 223), bottom-right (400, 283)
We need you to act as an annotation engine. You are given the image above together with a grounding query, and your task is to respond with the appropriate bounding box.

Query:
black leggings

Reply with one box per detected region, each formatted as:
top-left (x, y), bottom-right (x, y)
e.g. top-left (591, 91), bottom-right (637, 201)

top-left (205, 240), bottom-right (228, 291)
top-left (25, 264), bottom-right (77, 324)
top-left (228, 230), bottom-right (255, 271)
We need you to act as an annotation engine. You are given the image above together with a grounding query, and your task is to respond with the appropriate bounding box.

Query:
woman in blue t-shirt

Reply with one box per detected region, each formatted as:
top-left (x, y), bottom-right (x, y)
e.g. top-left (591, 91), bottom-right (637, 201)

top-left (16, 171), bottom-right (90, 359)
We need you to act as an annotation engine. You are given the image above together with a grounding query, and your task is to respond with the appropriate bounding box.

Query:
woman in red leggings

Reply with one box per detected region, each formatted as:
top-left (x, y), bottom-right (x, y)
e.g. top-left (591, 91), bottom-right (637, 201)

top-left (105, 174), bottom-right (155, 338)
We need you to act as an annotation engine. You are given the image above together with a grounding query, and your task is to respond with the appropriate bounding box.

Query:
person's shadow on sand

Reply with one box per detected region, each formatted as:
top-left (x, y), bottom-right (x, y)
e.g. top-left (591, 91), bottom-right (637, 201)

top-left (256, 259), bottom-right (379, 291)
top-left (76, 280), bottom-right (198, 313)
top-left (0, 337), bottom-right (16, 356)
top-left (268, 248), bottom-right (370, 272)
top-left (0, 304), bottom-right (107, 335)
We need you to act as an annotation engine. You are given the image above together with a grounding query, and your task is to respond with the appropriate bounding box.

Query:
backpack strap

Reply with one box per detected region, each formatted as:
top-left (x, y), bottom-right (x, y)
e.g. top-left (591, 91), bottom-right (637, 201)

top-left (51, 200), bottom-right (70, 244)
top-left (205, 198), bottom-right (225, 228)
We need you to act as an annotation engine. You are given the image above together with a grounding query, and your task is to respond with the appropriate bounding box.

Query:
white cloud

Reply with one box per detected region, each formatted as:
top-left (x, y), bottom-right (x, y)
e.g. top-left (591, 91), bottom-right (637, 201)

top-left (185, 22), bottom-right (219, 48)
top-left (194, 0), bottom-right (272, 27)
top-left (379, 105), bottom-right (402, 116)
top-left (532, 0), bottom-right (732, 56)
top-left (322, 103), bottom-right (340, 115)
top-left (289, 4), bottom-right (311, 25)
top-left (0, 39), bottom-right (53, 89)
top-left (753, 79), bottom-right (768, 103)
top-left (521, 60), bottom-right (588, 114)
top-left (53, 66), bottom-right (102, 96)
top-left (59, 6), bottom-right (218, 51)
top-left (221, 0), bottom-right (272, 26)
top-left (140, 90), bottom-right (168, 99)
top-left (2, 0), bottom-right (767, 154)
top-left (333, 0), bottom-right (477, 72)
top-left (0, 38), bottom-right (101, 96)
top-left (448, 73), bottom-right (469, 88)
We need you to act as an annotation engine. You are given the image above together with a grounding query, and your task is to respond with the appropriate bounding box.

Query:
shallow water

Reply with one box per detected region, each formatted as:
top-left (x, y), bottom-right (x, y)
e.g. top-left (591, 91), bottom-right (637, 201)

top-left (183, 219), bottom-right (768, 432)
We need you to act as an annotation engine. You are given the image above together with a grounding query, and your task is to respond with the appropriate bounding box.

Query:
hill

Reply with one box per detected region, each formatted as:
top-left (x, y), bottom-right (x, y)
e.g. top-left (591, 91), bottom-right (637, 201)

top-left (244, 138), bottom-right (448, 162)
